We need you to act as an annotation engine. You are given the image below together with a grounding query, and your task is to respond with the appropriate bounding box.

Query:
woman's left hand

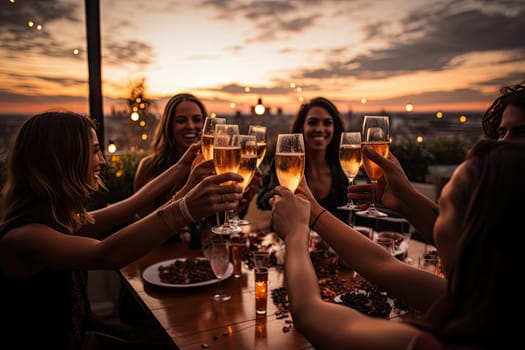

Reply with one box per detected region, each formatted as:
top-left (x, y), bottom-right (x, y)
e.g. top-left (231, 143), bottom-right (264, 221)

top-left (176, 159), bottom-right (215, 198)
top-left (270, 185), bottom-right (310, 241)
top-left (177, 142), bottom-right (202, 169)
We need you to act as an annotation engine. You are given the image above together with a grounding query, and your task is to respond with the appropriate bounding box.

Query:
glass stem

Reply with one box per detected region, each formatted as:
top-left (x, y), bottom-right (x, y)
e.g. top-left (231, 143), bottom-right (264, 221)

top-left (369, 180), bottom-right (377, 210)
top-left (347, 177), bottom-right (355, 206)
top-left (224, 209), bottom-right (235, 224)
top-left (216, 278), bottom-right (223, 296)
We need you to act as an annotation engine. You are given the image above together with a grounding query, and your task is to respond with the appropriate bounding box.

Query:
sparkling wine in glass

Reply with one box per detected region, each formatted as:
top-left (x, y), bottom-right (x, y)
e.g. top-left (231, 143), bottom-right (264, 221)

top-left (208, 238), bottom-right (232, 301)
top-left (229, 135), bottom-right (257, 226)
top-left (248, 125), bottom-right (268, 168)
top-left (212, 124), bottom-right (242, 235)
top-left (337, 132), bottom-right (362, 211)
top-left (357, 116), bottom-right (390, 218)
top-left (201, 117), bottom-right (226, 160)
top-left (275, 133), bottom-right (305, 193)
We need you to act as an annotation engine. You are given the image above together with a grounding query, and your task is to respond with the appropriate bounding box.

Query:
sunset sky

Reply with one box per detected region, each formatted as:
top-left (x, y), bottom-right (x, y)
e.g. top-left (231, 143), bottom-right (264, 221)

top-left (1, 0), bottom-right (524, 117)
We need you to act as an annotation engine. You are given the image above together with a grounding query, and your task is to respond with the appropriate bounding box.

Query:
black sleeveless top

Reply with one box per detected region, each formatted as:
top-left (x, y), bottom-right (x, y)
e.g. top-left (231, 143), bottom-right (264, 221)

top-left (0, 217), bottom-right (90, 349)
top-left (257, 160), bottom-right (349, 224)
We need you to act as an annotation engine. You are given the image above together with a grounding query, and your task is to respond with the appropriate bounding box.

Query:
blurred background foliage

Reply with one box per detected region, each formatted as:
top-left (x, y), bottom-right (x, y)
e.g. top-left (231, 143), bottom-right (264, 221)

top-left (390, 136), bottom-right (470, 183)
top-left (100, 152), bottom-right (145, 203)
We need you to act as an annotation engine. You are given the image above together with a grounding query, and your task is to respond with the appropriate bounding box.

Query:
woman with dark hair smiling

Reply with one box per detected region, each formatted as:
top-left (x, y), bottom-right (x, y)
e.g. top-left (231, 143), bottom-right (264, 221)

top-left (257, 96), bottom-right (349, 223)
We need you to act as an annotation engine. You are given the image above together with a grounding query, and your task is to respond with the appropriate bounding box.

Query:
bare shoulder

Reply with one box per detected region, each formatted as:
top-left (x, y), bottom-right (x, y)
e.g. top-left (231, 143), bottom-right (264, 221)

top-left (2, 223), bottom-right (59, 244)
top-left (134, 154), bottom-right (156, 190)
top-left (136, 154), bottom-right (155, 170)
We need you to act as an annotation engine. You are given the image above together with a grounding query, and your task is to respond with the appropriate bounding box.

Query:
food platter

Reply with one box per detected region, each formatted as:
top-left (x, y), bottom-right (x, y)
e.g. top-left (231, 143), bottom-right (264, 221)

top-left (334, 289), bottom-right (395, 318)
top-left (142, 258), bottom-right (233, 288)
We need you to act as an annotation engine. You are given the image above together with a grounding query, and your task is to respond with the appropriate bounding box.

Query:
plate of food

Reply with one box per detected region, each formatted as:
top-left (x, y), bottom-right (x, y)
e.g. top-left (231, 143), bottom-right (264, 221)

top-left (334, 288), bottom-right (394, 318)
top-left (142, 257), bottom-right (233, 288)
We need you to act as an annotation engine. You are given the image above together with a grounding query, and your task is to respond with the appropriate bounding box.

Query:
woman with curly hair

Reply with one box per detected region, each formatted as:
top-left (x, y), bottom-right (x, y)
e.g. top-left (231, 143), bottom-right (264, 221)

top-left (349, 80), bottom-right (525, 244)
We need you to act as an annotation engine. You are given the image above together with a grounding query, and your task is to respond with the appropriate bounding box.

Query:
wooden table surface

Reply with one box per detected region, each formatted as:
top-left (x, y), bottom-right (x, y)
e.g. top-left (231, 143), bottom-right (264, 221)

top-left (119, 232), bottom-right (429, 350)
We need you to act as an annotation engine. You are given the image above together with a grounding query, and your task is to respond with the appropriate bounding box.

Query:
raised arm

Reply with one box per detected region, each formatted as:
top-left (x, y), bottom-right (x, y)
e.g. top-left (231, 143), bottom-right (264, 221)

top-left (270, 186), bottom-right (419, 350)
top-left (3, 172), bottom-right (244, 275)
top-left (82, 143), bottom-right (201, 235)
top-left (349, 148), bottom-right (438, 244)
top-left (294, 178), bottom-right (445, 311)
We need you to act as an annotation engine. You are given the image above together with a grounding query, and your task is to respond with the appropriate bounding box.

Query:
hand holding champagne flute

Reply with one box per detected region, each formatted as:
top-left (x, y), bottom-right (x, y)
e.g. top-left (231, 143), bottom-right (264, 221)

top-left (275, 133), bottom-right (305, 193)
top-left (357, 116), bottom-right (390, 218)
top-left (337, 131), bottom-right (362, 211)
top-left (230, 134), bottom-right (258, 226)
top-left (212, 124), bottom-right (242, 235)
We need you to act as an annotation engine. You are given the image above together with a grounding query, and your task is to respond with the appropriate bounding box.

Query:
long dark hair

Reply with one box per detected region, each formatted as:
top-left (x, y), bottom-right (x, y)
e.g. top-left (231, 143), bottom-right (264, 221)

top-left (290, 96), bottom-right (345, 165)
top-left (423, 139), bottom-right (524, 347)
top-left (482, 80), bottom-right (525, 139)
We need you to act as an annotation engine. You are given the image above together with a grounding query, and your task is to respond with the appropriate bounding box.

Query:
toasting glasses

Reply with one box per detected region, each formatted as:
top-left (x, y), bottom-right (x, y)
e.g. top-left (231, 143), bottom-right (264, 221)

top-left (201, 117), bottom-right (226, 161)
top-left (337, 132), bottom-right (362, 211)
top-left (357, 116), bottom-right (390, 218)
top-left (229, 134), bottom-right (258, 226)
top-left (211, 124), bottom-right (242, 235)
top-left (248, 125), bottom-right (268, 168)
top-left (275, 133), bottom-right (305, 193)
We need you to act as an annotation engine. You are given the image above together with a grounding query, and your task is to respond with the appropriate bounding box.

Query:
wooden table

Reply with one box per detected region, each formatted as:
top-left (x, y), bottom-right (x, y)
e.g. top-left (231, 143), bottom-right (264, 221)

top-left (120, 233), bottom-right (428, 350)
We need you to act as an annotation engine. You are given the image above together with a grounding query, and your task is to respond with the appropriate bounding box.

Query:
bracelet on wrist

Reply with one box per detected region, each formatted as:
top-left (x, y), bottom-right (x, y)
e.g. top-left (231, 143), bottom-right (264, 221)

top-left (179, 196), bottom-right (197, 223)
top-left (310, 209), bottom-right (327, 231)
top-left (156, 208), bottom-right (176, 232)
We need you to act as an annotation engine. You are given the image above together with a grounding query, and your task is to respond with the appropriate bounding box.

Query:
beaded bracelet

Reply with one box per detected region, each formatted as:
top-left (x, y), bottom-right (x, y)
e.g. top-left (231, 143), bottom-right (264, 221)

top-left (310, 209), bottom-right (327, 231)
top-left (179, 196), bottom-right (197, 223)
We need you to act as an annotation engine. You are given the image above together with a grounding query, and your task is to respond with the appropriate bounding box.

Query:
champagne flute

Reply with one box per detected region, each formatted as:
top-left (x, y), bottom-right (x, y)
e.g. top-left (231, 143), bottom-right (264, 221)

top-left (211, 124), bottom-right (242, 235)
top-left (201, 117), bottom-right (226, 160)
top-left (248, 125), bottom-right (268, 168)
top-left (357, 116), bottom-right (390, 218)
top-left (337, 132), bottom-right (362, 211)
top-left (208, 237), bottom-right (232, 301)
top-left (229, 135), bottom-right (257, 226)
top-left (275, 133), bottom-right (305, 193)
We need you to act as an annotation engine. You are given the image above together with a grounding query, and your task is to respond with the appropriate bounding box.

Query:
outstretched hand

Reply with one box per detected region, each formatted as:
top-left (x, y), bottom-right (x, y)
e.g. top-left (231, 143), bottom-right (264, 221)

top-left (270, 185), bottom-right (310, 242)
top-left (348, 147), bottom-right (412, 213)
top-left (176, 159), bottom-right (216, 198)
top-left (177, 142), bottom-right (202, 169)
top-left (185, 172), bottom-right (243, 221)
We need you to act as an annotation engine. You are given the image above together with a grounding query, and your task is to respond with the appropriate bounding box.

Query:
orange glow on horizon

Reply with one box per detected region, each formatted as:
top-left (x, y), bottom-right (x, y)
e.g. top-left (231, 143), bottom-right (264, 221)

top-left (0, 97), bottom-right (491, 116)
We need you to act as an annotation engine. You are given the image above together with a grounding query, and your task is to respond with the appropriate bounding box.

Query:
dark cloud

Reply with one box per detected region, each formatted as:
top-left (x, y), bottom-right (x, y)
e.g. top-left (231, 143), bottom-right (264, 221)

top-left (200, 0), bottom-right (320, 42)
top-left (476, 74), bottom-right (525, 88)
top-left (4, 72), bottom-right (86, 90)
top-left (299, 5), bottom-right (525, 80)
top-left (0, 0), bottom-right (81, 59)
top-left (210, 83), bottom-right (294, 95)
top-left (102, 39), bottom-right (155, 67)
top-left (0, 88), bottom-right (87, 104)
top-left (380, 88), bottom-right (490, 106)
top-left (1, 0), bottom-right (154, 67)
